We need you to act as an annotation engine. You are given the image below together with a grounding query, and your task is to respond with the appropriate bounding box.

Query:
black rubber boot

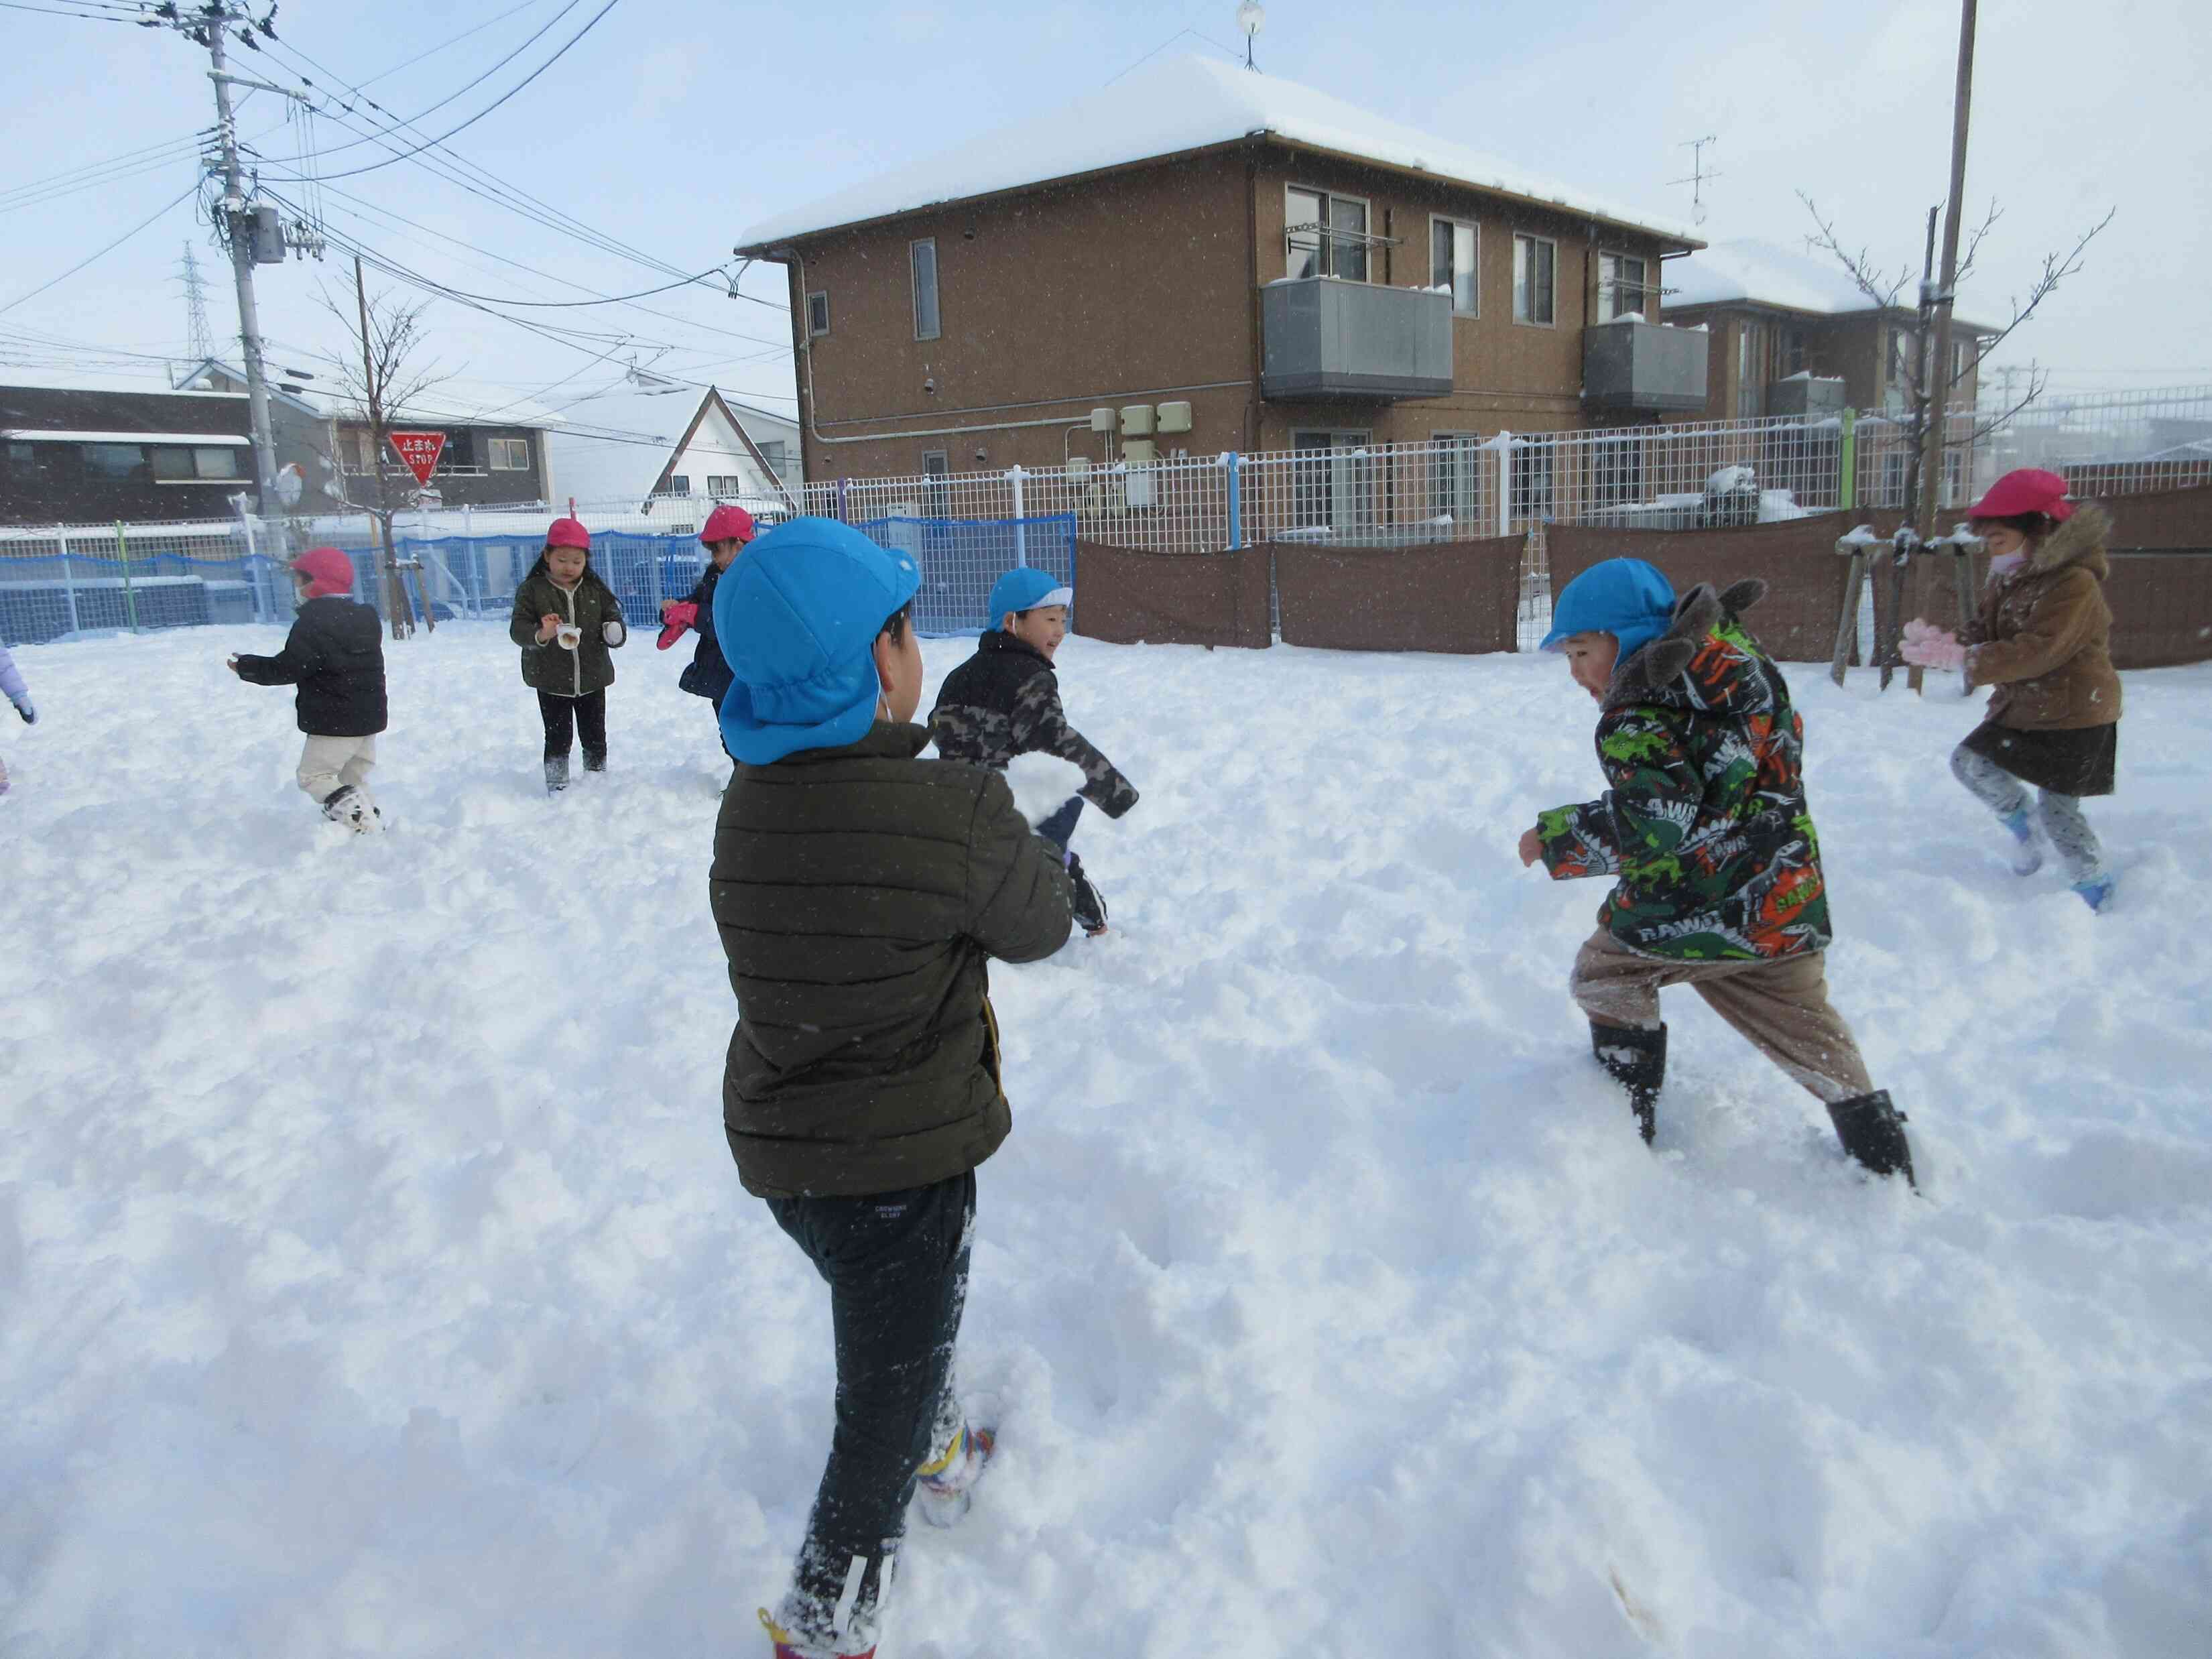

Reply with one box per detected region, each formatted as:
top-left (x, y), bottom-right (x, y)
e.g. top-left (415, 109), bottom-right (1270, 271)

top-left (544, 755), bottom-right (570, 794)
top-left (1827, 1090), bottom-right (1916, 1188)
top-left (1065, 851), bottom-right (1109, 936)
top-left (582, 749), bottom-right (607, 774)
top-left (1590, 1020), bottom-right (1666, 1145)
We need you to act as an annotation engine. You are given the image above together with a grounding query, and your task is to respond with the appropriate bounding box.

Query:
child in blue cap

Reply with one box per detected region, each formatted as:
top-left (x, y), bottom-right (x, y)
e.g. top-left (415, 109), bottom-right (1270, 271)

top-left (928, 564), bottom-right (1137, 936)
top-left (709, 519), bottom-right (1072, 1659)
top-left (1516, 558), bottom-right (1916, 1186)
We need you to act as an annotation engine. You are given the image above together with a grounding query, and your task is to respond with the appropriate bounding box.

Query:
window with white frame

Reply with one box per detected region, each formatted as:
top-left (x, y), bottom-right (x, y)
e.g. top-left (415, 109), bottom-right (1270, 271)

top-left (148, 444), bottom-right (241, 481)
top-left (1285, 186), bottom-right (1370, 283)
top-left (489, 437), bottom-right (530, 471)
top-left (1430, 432), bottom-right (1483, 524)
top-left (911, 239), bottom-right (940, 341)
top-left (1430, 217), bottom-right (1478, 314)
top-left (1597, 252), bottom-right (1650, 322)
top-left (706, 474), bottom-right (740, 495)
top-left (1886, 325), bottom-right (1916, 389)
top-left (1950, 337), bottom-right (1975, 388)
top-left (806, 291), bottom-right (831, 337)
top-left (1510, 437), bottom-right (1555, 519)
top-left (1512, 234), bottom-right (1556, 325)
top-left (757, 439), bottom-right (789, 480)
top-left (668, 473), bottom-right (691, 494)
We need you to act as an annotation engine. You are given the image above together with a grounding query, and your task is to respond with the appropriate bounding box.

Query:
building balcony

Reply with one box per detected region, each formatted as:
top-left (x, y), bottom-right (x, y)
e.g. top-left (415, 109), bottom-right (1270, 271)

top-left (1766, 375), bottom-right (1847, 419)
top-left (1583, 318), bottom-right (1710, 414)
top-left (1260, 277), bottom-right (1454, 402)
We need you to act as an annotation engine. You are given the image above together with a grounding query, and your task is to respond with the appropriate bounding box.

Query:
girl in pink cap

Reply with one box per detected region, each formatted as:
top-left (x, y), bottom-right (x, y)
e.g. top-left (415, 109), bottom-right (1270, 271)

top-left (509, 517), bottom-right (627, 793)
top-left (1902, 468), bottom-right (2122, 910)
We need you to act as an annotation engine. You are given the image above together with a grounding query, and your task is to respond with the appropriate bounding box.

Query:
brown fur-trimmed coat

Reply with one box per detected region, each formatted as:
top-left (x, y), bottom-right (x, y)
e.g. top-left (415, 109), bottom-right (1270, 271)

top-left (1965, 502), bottom-right (2123, 731)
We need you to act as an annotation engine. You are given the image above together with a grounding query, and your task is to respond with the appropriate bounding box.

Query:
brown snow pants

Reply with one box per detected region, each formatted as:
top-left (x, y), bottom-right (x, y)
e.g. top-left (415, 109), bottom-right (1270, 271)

top-left (1570, 930), bottom-right (1873, 1104)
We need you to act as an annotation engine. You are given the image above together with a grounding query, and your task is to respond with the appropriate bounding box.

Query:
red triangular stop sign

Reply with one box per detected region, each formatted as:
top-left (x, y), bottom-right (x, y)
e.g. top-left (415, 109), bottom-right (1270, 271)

top-left (387, 430), bottom-right (448, 487)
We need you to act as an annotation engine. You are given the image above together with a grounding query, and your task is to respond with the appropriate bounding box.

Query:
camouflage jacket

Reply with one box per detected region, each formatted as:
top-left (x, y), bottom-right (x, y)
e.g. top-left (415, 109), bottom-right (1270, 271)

top-left (928, 631), bottom-right (1139, 817)
top-left (1538, 579), bottom-right (1831, 962)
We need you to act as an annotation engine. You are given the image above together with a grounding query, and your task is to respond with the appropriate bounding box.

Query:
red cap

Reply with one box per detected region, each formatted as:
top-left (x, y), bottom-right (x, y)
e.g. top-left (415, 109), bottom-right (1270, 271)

top-left (701, 503), bottom-right (757, 547)
top-left (1969, 468), bottom-right (2075, 524)
top-left (290, 546), bottom-right (355, 599)
top-left (546, 516), bottom-right (591, 550)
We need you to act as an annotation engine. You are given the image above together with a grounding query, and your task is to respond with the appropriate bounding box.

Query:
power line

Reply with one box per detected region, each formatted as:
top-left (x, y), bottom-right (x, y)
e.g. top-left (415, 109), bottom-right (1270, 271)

top-left (0, 1), bottom-right (145, 19)
top-left (243, 0), bottom-right (587, 169)
top-left (0, 183), bottom-right (200, 316)
top-left (259, 0), bottom-right (620, 183)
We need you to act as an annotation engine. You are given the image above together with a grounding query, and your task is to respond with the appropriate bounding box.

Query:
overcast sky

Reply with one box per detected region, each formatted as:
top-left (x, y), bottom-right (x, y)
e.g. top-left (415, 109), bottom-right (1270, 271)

top-left (2, 0), bottom-right (2201, 444)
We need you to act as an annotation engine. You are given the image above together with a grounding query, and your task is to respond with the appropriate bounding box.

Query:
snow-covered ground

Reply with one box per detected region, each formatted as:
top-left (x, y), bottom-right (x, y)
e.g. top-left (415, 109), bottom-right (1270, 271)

top-left (3, 623), bottom-right (2208, 1659)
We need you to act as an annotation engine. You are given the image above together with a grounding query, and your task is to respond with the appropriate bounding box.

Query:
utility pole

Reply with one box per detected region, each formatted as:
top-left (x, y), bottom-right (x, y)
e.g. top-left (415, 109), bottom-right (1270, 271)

top-left (145, 3), bottom-right (320, 532)
top-left (1917, 0), bottom-right (1979, 538)
top-left (204, 13), bottom-right (284, 527)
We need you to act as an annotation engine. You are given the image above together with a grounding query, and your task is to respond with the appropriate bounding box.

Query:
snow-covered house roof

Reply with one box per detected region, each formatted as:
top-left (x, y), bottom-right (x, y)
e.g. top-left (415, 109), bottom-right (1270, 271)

top-left (737, 55), bottom-right (1697, 251)
top-left (546, 385), bottom-right (799, 509)
top-left (1668, 239), bottom-right (1996, 332)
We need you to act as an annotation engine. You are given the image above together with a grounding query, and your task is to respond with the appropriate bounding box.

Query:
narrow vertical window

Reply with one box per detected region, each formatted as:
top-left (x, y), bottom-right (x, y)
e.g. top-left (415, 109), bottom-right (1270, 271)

top-left (1513, 235), bottom-right (1555, 324)
top-left (910, 240), bottom-right (940, 341)
top-left (1431, 219), bottom-right (1477, 314)
top-left (806, 291), bottom-right (830, 337)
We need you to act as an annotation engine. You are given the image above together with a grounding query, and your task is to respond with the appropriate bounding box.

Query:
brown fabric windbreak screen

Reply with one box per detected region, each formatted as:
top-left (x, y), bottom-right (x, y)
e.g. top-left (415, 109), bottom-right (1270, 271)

top-left (2095, 485), bottom-right (2212, 552)
top-left (1543, 513), bottom-right (1860, 662)
top-left (1071, 541), bottom-right (1271, 650)
top-left (1270, 536), bottom-right (1522, 654)
top-left (2103, 554), bottom-right (2212, 669)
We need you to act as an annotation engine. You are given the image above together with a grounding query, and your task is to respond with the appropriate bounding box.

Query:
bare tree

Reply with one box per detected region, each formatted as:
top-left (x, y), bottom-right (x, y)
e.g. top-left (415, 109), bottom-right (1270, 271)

top-left (314, 259), bottom-right (452, 639)
top-left (1799, 190), bottom-right (2113, 524)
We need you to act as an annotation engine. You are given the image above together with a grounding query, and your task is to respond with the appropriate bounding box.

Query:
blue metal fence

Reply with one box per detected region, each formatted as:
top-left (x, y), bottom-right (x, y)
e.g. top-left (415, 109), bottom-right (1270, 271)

top-left (1, 511), bottom-right (1081, 646)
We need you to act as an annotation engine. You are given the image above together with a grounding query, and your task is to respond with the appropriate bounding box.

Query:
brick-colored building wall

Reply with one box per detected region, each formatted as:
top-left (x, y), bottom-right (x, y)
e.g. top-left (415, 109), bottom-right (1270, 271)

top-left (771, 142), bottom-right (1683, 483)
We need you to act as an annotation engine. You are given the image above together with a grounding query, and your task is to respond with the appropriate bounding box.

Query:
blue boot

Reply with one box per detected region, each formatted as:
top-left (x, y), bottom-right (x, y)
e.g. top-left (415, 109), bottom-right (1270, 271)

top-left (2071, 872), bottom-right (2115, 912)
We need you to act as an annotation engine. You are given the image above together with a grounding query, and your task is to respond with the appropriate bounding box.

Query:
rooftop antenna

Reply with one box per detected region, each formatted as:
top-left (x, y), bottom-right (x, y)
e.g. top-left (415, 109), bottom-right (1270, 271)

top-left (1237, 1), bottom-right (1264, 70)
top-left (1670, 135), bottom-right (1720, 226)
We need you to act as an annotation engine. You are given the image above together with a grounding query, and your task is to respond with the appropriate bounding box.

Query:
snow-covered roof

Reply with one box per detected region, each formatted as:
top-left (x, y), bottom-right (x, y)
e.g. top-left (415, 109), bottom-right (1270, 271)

top-left (0, 429), bottom-right (250, 445)
top-left (738, 55), bottom-right (1695, 249)
top-left (1668, 239), bottom-right (1913, 316)
top-left (0, 368), bottom-right (246, 400)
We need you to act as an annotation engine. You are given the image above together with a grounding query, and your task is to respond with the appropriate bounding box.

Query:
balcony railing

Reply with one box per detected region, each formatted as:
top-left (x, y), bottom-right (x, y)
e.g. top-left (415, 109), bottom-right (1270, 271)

top-left (1583, 318), bottom-right (1710, 414)
top-left (1260, 277), bottom-right (1454, 402)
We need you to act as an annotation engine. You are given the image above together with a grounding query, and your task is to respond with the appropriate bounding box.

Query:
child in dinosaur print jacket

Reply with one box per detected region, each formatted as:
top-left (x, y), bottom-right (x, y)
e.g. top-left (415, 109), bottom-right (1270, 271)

top-left (1517, 557), bottom-right (1916, 1186)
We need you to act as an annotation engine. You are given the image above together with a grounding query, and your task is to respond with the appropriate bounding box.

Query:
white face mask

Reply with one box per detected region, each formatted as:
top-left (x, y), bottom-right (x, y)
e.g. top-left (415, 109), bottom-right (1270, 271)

top-left (1988, 551), bottom-right (2027, 576)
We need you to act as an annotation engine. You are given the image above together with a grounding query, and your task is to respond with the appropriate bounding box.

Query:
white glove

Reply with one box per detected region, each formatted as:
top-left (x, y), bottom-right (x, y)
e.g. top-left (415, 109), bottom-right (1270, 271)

top-left (602, 620), bottom-right (626, 647)
top-left (1898, 618), bottom-right (1966, 671)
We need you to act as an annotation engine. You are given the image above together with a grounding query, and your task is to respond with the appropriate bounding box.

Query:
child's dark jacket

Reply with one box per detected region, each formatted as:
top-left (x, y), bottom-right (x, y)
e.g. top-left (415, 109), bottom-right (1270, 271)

top-left (233, 596), bottom-right (387, 736)
top-left (1538, 579), bottom-right (1831, 963)
top-left (928, 630), bottom-right (1138, 816)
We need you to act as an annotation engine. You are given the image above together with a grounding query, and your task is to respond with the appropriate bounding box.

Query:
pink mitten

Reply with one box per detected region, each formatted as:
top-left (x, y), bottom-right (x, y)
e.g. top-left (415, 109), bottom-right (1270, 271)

top-left (1899, 618), bottom-right (1965, 670)
top-left (656, 601), bottom-right (698, 650)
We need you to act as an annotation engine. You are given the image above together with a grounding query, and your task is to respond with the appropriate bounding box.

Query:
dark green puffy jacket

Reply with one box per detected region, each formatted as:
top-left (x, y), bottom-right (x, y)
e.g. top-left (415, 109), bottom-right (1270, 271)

top-left (711, 721), bottom-right (1074, 1199)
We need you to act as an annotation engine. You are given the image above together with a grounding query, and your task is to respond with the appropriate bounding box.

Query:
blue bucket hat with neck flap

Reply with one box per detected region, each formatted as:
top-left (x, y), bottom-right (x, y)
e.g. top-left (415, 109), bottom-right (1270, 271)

top-left (714, 517), bottom-right (922, 764)
top-left (1540, 557), bottom-right (1678, 664)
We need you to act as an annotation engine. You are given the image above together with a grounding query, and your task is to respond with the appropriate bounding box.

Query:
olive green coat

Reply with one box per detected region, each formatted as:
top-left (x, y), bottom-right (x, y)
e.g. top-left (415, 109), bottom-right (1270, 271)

top-left (711, 722), bottom-right (1074, 1199)
top-left (509, 570), bottom-right (627, 696)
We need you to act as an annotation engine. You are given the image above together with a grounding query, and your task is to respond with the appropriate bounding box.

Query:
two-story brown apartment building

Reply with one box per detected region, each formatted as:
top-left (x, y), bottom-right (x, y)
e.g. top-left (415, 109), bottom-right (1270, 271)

top-left (1662, 240), bottom-right (1992, 422)
top-left (735, 56), bottom-right (1704, 488)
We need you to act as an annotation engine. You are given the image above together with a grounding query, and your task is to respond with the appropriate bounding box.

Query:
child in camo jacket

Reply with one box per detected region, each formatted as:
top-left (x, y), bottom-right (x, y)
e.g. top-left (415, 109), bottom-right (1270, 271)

top-left (1518, 556), bottom-right (1916, 1186)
